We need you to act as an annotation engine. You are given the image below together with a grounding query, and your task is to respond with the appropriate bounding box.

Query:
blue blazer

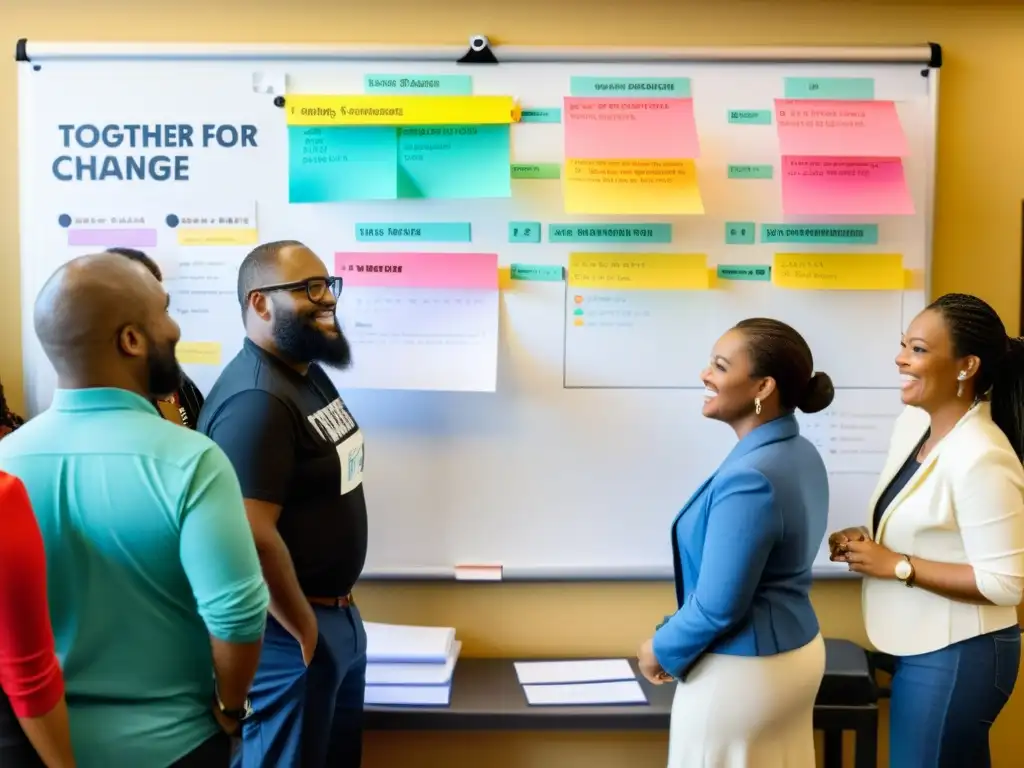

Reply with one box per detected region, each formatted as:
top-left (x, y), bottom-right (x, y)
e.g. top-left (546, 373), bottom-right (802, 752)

top-left (652, 414), bottom-right (828, 680)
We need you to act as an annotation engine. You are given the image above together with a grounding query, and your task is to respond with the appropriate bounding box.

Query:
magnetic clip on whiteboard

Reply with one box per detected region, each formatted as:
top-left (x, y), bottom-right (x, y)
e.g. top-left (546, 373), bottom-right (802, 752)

top-left (458, 34), bottom-right (498, 65)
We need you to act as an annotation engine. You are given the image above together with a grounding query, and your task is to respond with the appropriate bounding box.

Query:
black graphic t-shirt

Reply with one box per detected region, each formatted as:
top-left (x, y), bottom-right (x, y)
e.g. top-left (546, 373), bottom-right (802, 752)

top-left (198, 339), bottom-right (367, 596)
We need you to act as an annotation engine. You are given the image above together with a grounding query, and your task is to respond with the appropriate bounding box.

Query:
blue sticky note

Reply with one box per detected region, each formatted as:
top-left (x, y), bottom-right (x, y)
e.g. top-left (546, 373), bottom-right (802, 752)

top-left (784, 77), bottom-right (875, 100)
top-left (519, 108), bottom-right (562, 123)
top-left (511, 264), bottom-right (563, 281)
top-left (570, 77), bottom-right (691, 98)
top-left (398, 125), bottom-right (511, 199)
top-left (509, 222), bottom-right (542, 243)
top-left (364, 73), bottom-right (472, 95)
top-left (548, 224), bottom-right (672, 244)
top-left (760, 223), bottom-right (879, 244)
top-left (725, 222), bottom-right (756, 245)
top-left (355, 222), bottom-right (471, 242)
top-left (288, 126), bottom-right (397, 203)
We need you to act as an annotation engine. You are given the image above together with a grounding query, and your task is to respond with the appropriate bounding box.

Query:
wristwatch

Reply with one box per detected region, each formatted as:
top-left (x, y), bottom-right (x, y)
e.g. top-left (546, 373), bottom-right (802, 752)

top-left (216, 689), bottom-right (253, 722)
top-left (894, 554), bottom-right (916, 587)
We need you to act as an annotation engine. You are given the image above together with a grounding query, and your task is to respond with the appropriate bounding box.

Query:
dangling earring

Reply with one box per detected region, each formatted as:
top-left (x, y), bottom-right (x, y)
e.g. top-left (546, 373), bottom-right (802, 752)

top-left (956, 370), bottom-right (966, 398)
top-left (754, 397), bottom-right (762, 416)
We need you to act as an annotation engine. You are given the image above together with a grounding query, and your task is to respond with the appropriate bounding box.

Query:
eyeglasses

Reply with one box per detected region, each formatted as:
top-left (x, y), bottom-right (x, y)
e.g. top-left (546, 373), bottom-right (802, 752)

top-left (249, 276), bottom-right (342, 305)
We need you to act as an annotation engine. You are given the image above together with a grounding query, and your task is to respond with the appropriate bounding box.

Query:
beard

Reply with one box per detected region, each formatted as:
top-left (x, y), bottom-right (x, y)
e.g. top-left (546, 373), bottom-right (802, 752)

top-left (146, 336), bottom-right (184, 397)
top-left (272, 300), bottom-right (352, 370)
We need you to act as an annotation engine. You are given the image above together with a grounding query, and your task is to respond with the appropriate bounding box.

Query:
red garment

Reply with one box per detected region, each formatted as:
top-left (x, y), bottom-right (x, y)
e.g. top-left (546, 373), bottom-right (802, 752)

top-left (0, 472), bottom-right (64, 717)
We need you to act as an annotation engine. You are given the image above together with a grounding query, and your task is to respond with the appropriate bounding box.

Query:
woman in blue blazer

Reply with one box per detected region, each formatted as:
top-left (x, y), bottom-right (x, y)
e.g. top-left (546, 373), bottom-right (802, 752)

top-left (638, 318), bottom-right (833, 768)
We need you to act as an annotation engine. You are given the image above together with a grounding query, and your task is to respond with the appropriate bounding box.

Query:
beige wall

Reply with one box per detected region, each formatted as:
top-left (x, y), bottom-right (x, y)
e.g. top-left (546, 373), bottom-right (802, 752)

top-left (3, 1), bottom-right (1023, 766)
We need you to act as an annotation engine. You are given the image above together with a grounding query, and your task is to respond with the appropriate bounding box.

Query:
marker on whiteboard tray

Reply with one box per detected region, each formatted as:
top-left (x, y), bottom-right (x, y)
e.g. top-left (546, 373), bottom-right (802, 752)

top-left (455, 564), bottom-right (504, 581)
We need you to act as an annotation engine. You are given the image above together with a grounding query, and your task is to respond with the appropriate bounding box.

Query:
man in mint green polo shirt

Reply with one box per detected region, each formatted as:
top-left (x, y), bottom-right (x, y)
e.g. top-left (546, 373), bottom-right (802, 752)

top-left (0, 253), bottom-right (270, 768)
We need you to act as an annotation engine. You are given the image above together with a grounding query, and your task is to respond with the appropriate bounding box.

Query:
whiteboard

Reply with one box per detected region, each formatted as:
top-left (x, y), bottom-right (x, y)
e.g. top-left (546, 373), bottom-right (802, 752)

top-left (16, 41), bottom-right (939, 580)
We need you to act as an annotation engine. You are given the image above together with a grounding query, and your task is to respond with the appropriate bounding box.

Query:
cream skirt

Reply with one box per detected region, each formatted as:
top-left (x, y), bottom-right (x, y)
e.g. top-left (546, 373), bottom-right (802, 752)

top-left (667, 633), bottom-right (825, 768)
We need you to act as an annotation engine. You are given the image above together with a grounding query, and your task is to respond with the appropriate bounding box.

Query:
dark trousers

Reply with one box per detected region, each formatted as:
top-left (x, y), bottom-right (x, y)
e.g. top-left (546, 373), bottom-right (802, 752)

top-left (232, 603), bottom-right (367, 768)
top-left (172, 733), bottom-right (231, 767)
top-left (890, 625), bottom-right (1020, 767)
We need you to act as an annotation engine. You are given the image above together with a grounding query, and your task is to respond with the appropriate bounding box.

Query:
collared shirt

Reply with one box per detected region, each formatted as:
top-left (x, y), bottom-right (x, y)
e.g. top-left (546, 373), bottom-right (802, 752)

top-left (0, 388), bottom-right (268, 768)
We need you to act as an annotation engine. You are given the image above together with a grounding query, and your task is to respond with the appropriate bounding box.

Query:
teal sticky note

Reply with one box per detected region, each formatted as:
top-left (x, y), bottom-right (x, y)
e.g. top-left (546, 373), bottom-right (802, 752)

top-left (511, 263), bottom-right (563, 281)
top-left (725, 222), bottom-right (756, 245)
top-left (519, 108), bottom-right (562, 123)
top-left (717, 265), bottom-right (771, 282)
top-left (288, 126), bottom-right (397, 203)
top-left (784, 77), bottom-right (875, 100)
top-left (355, 222), bottom-right (471, 242)
top-left (548, 224), bottom-right (672, 244)
top-left (728, 164), bottom-right (774, 180)
top-left (728, 109), bottom-right (772, 125)
top-left (570, 77), bottom-right (691, 98)
top-left (509, 222), bottom-right (542, 243)
top-left (398, 125), bottom-right (511, 199)
top-left (364, 73), bottom-right (472, 95)
top-left (760, 223), bottom-right (879, 245)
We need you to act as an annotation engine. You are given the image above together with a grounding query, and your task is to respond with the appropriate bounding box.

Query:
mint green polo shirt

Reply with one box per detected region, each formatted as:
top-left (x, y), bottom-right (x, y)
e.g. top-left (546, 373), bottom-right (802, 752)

top-left (0, 388), bottom-right (268, 767)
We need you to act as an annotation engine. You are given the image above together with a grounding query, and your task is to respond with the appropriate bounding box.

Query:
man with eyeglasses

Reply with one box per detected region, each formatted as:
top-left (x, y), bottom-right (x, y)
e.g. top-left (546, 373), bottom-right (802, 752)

top-left (198, 240), bottom-right (368, 768)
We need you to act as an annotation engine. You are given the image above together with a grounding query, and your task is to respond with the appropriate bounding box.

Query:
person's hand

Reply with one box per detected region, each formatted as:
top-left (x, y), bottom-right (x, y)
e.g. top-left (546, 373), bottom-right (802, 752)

top-left (300, 628), bottom-right (319, 667)
top-left (637, 638), bottom-right (671, 685)
top-left (828, 526), bottom-right (870, 560)
top-left (833, 538), bottom-right (902, 579)
top-left (212, 705), bottom-right (241, 736)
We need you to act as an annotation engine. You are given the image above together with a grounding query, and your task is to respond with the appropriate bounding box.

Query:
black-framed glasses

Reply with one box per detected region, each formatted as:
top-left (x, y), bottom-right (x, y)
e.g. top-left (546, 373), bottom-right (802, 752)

top-left (249, 276), bottom-right (342, 305)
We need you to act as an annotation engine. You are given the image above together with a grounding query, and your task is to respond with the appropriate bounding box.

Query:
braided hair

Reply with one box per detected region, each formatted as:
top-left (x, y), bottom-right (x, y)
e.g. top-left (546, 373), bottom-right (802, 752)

top-left (928, 293), bottom-right (1024, 460)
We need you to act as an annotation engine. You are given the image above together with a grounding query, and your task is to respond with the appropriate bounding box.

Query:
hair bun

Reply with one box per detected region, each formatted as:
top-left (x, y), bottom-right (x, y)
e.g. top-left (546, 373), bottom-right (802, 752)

top-left (799, 371), bottom-right (835, 414)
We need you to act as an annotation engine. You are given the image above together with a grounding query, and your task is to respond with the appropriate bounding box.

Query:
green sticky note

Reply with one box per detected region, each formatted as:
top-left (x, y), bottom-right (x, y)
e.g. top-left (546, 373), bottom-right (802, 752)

top-left (398, 125), bottom-right (511, 199)
top-left (760, 223), bottom-right (879, 245)
top-left (511, 263), bottom-right (563, 281)
top-left (718, 265), bottom-right (771, 282)
top-left (364, 74), bottom-right (472, 95)
top-left (725, 222), bottom-right (756, 245)
top-left (511, 163), bottom-right (561, 180)
top-left (728, 109), bottom-right (772, 125)
top-left (570, 77), bottom-right (691, 98)
top-left (355, 222), bottom-right (471, 242)
top-left (548, 224), bottom-right (672, 244)
top-left (508, 222), bottom-right (542, 243)
top-left (519, 108), bottom-right (562, 123)
top-left (784, 77), bottom-right (875, 100)
top-left (728, 164), bottom-right (774, 180)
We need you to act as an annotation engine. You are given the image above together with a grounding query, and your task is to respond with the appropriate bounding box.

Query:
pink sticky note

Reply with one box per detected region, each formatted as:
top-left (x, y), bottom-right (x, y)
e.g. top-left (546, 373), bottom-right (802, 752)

top-left (781, 157), bottom-right (915, 216)
top-left (563, 98), bottom-right (700, 160)
top-left (334, 252), bottom-right (498, 290)
top-left (775, 99), bottom-right (908, 158)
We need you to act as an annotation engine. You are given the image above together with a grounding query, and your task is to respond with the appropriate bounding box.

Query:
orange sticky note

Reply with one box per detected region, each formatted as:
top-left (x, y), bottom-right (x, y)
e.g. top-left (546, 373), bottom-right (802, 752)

top-left (781, 157), bottom-right (913, 216)
top-left (564, 159), bottom-right (704, 215)
top-left (775, 99), bottom-right (908, 157)
top-left (563, 98), bottom-right (700, 159)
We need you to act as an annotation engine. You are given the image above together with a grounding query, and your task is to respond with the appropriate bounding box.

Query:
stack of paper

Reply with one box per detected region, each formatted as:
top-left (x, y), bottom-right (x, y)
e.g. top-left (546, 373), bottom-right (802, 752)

top-left (363, 622), bottom-right (461, 707)
top-left (513, 659), bottom-right (648, 706)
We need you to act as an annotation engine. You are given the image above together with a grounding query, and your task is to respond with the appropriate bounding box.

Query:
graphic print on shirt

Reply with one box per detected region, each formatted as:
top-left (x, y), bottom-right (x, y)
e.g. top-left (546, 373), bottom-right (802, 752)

top-left (307, 398), bottom-right (365, 496)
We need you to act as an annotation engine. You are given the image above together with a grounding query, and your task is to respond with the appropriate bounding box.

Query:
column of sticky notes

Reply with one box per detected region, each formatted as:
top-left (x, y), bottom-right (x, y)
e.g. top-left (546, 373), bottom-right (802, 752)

top-left (561, 98), bottom-right (704, 215)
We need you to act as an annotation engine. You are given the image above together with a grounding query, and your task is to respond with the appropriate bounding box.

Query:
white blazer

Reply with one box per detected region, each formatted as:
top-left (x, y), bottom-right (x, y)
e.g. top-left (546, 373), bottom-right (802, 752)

top-left (863, 401), bottom-right (1024, 656)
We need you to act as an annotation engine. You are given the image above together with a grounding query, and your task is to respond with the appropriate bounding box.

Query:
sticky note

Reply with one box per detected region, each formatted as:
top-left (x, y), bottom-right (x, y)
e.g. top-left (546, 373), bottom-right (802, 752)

top-left (285, 94), bottom-right (517, 126)
top-left (781, 157), bottom-right (914, 216)
top-left (548, 224), bottom-right (672, 243)
top-left (564, 98), bottom-right (700, 160)
top-left (725, 222), bottom-right (756, 245)
top-left (498, 266), bottom-right (513, 290)
top-left (511, 163), bottom-right (561, 180)
top-left (728, 109), bottom-right (772, 125)
top-left (398, 125), bottom-right (511, 199)
top-left (717, 265), bottom-right (771, 281)
top-left (176, 341), bottom-right (222, 366)
top-left (67, 228), bottom-right (157, 248)
top-left (511, 264), bottom-right (563, 281)
top-left (508, 222), bottom-right (542, 243)
top-left (569, 77), bottom-right (691, 98)
top-left (775, 99), bottom-right (908, 157)
top-left (784, 77), bottom-right (875, 100)
top-left (289, 126), bottom-right (398, 202)
top-left (335, 252), bottom-right (498, 289)
top-left (564, 159), bottom-right (703, 215)
top-left (355, 223), bottom-right (471, 242)
top-left (728, 164), bottom-right (773, 180)
top-left (176, 228), bottom-right (259, 246)
top-left (364, 74), bottom-right (472, 95)
top-left (760, 223), bottom-right (879, 244)
top-left (772, 253), bottom-right (904, 290)
top-left (567, 253), bottom-right (710, 291)
top-left (519, 108), bottom-right (561, 123)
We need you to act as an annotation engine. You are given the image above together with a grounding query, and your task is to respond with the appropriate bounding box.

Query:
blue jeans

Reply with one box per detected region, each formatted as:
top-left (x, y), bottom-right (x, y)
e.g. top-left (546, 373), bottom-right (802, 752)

top-left (233, 603), bottom-right (367, 768)
top-left (890, 625), bottom-right (1020, 768)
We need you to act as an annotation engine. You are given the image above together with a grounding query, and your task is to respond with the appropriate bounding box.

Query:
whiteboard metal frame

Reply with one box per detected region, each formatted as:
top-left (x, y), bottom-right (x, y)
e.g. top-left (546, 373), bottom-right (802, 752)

top-left (15, 38), bottom-right (942, 582)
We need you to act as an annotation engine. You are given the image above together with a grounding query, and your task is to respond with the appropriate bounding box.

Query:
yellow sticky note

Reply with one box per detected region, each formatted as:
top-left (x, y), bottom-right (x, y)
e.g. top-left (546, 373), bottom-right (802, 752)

top-left (772, 253), bottom-right (905, 290)
top-left (567, 253), bottom-right (710, 291)
top-left (176, 341), bottom-right (222, 366)
top-left (498, 266), bottom-right (513, 290)
top-left (564, 159), bottom-right (704, 215)
top-left (285, 95), bottom-right (518, 126)
top-left (176, 228), bottom-right (259, 247)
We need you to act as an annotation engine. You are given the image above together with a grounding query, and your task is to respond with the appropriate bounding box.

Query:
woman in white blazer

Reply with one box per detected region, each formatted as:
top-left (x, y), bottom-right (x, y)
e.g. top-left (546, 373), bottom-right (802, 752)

top-left (829, 293), bottom-right (1024, 768)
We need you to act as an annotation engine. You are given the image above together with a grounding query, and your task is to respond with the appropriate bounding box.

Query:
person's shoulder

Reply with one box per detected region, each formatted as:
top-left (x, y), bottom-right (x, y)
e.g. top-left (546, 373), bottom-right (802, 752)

top-left (946, 403), bottom-right (1021, 475)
